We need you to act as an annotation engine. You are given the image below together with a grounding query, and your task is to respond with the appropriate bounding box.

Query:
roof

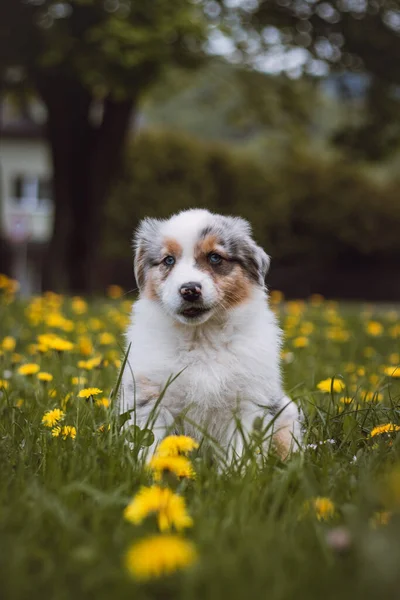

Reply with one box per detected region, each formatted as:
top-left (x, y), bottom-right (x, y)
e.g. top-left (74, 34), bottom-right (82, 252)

top-left (0, 99), bottom-right (45, 141)
top-left (1, 119), bottom-right (45, 140)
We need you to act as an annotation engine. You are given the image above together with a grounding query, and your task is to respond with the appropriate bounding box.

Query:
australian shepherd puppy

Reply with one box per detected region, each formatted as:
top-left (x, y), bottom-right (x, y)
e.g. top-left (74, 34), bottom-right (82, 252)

top-left (120, 209), bottom-right (302, 460)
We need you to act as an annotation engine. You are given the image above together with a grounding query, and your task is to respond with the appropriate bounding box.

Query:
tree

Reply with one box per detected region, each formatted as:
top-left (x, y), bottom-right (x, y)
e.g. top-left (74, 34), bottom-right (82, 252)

top-left (246, 0), bottom-right (400, 160)
top-left (0, 0), bottom-right (208, 292)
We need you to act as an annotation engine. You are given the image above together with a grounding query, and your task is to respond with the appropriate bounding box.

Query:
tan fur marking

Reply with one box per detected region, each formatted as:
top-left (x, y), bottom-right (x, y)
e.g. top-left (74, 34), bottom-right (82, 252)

top-left (273, 425), bottom-right (296, 460)
top-left (195, 235), bottom-right (251, 308)
top-left (218, 264), bottom-right (252, 308)
top-left (144, 270), bottom-right (160, 301)
top-left (135, 247), bottom-right (146, 290)
top-left (164, 238), bottom-right (183, 259)
top-left (196, 234), bottom-right (220, 257)
top-left (195, 235), bottom-right (232, 278)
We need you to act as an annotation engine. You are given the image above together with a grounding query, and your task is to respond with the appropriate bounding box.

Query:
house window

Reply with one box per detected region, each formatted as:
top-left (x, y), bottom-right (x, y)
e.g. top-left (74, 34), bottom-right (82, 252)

top-left (13, 175), bottom-right (52, 207)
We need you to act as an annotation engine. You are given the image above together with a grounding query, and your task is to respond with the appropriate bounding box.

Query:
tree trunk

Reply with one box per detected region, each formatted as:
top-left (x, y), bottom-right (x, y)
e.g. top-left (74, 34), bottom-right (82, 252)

top-left (35, 73), bottom-right (135, 293)
top-left (67, 96), bottom-right (135, 293)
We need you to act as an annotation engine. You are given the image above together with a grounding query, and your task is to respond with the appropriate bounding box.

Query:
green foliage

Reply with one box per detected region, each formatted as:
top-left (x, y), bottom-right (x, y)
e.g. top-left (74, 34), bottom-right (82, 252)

top-left (248, 1), bottom-right (400, 162)
top-left (144, 61), bottom-right (321, 144)
top-left (251, 1), bottom-right (400, 85)
top-left (103, 129), bottom-right (400, 263)
top-left (1, 0), bottom-right (208, 97)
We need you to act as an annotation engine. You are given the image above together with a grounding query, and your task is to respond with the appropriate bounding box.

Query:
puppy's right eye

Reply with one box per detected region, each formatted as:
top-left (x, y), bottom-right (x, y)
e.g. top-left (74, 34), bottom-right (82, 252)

top-left (163, 255), bottom-right (175, 266)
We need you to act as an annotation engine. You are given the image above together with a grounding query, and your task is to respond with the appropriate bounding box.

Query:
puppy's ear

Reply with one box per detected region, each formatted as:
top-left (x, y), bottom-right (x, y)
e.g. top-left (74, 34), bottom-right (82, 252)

top-left (255, 244), bottom-right (270, 284)
top-left (243, 238), bottom-right (270, 285)
top-left (217, 215), bottom-right (270, 286)
top-left (133, 218), bottom-right (161, 291)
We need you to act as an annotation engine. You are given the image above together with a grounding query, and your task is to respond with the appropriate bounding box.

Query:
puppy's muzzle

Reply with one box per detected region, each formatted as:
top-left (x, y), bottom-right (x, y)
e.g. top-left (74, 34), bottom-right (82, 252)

top-left (180, 282), bottom-right (202, 302)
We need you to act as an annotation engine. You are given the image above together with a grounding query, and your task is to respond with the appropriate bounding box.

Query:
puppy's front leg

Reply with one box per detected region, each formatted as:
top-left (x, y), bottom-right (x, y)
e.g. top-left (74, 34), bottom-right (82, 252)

top-left (268, 397), bottom-right (303, 459)
top-left (124, 376), bottom-right (175, 449)
top-left (226, 398), bottom-right (302, 462)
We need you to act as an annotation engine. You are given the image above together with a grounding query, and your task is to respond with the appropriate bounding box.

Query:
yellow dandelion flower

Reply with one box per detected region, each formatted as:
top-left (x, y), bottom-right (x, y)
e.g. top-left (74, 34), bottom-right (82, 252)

top-left (72, 376), bottom-right (87, 386)
top-left (317, 378), bottom-right (345, 393)
top-left (107, 284), bottom-right (124, 299)
top-left (384, 366), bottom-right (400, 378)
top-left (284, 315), bottom-right (299, 331)
top-left (366, 321), bottom-right (383, 336)
top-left (61, 393), bottom-right (71, 409)
top-left (48, 337), bottom-right (74, 352)
top-left (124, 486), bottom-right (193, 532)
top-left (97, 423), bottom-right (111, 433)
top-left (370, 423), bottom-right (400, 438)
top-left (148, 455), bottom-right (196, 481)
top-left (78, 356), bottom-right (102, 370)
top-left (326, 328), bottom-right (350, 342)
top-left (37, 334), bottom-right (73, 352)
top-left (369, 374), bottom-right (380, 386)
top-left (124, 535), bottom-right (197, 580)
top-left (16, 399), bottom-right (24, 408)
top-left (78, 387), bottom-right (103, 399)
top-left (286, 301), bottom-right (305, 316)
top-left (269, 290), bottom-right (284, 304)
top-left (361, 391), bottom-right (384, 403)
top-left (37, 372), bottom-right (53, 382)
top-left (389, 325), bottom-right (400, 339)
top-left (42, 408), bottom-right (65, 427)
top-left (364, 346), bottom-right (376, 358)
top-left (2, 336), bottom-right (16, 351)
top-left (304, 497), bottom-right (335, 521)
top-left (339, 397), bottom-right (353, 405)
top-left (371, 511), bottom-right (391, 528)
top-left (99, 332), bottom-right (116, 345)
top-left (77, 336), bottom-right (93, 356)
top-left (122, 300), bottom-right (133, 312)
top-left (0, 379), bottom-right (9, 390)
top-left (45, 312), bottom-right (74, 332)
top-left (18, 363), bottom-right (40, 376)
top-left (77, 360), bottom-right (91, 370)
top-left (300, 322), bottom-right (314, 335)
top-left (389, 353), bottom-right (400, 365)
top-left (88, 318), bottom-right (103, 331)
top-left (292, 336), bottom-right (309, 349)
top-left (76, 322), bottom-right (88, 335)
top-left (157, 435), bottom-right (199, 457)
top-left (0, 274), bottom-right (10, 289)
top-left (95, 397), bottom-right (110, 408)
top-left (51, 425), bottom-right (77, 439)
top-left (11, 353), bottom-right (22, 363)
top-left (71, 297), bottom-right (88, 315)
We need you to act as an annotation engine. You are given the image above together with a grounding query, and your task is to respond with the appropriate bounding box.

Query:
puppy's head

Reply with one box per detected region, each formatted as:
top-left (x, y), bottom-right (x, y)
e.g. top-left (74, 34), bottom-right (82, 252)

top-left (133, 209), bottom-right (269, 325)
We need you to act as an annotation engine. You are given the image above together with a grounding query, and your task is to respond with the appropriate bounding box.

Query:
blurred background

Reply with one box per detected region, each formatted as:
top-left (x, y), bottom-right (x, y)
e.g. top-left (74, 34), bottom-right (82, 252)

top-left (1, 0), bottom-right (400, 299)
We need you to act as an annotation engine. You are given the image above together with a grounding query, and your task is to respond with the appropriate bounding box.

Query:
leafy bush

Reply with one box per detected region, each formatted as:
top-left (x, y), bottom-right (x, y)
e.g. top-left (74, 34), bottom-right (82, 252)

top-left (103, 129), bottom-right (400, 265)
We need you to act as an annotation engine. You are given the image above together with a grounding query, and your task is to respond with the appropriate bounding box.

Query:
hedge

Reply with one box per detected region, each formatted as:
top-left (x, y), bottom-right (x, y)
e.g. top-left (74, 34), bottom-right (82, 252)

top-left (103, 129), bottom-right (400, 266)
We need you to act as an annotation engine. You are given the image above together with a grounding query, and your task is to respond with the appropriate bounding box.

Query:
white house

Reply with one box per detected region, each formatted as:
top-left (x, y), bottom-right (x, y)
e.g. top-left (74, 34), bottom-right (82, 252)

top-left (0, 100), bottom-right (54, 294)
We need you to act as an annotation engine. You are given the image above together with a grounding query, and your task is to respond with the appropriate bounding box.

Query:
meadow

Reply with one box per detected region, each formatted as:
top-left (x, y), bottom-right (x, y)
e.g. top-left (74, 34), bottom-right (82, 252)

top-left (1, 273), bottom-right (400, 600)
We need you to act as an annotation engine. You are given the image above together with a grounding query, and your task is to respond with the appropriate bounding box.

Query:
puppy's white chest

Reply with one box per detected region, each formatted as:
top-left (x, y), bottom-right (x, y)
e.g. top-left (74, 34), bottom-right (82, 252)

top-left (170, 338), bottom-right (247, 409)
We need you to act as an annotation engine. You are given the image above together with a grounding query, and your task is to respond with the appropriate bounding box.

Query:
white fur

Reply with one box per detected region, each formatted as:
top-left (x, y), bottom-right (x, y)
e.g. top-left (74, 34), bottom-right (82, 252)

top-left (119, 209), bottom-right (302, 459)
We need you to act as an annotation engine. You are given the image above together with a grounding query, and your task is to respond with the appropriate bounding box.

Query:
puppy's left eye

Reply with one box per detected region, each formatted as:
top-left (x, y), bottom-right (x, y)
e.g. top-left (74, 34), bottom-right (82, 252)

top-left (163, 255), bottom-right (176, 266)
top-left (209, 253), bottom-right (223, 265)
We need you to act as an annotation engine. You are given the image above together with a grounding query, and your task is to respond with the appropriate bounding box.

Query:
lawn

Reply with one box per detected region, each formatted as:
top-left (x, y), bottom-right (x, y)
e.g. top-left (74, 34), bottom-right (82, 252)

top-left (1, 275), bottom-right (400, 600)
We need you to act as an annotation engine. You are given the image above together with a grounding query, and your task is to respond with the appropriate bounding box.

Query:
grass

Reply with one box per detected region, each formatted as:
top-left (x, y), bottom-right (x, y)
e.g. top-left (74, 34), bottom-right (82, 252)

top-left (1, 279), bottom-right (400, 600)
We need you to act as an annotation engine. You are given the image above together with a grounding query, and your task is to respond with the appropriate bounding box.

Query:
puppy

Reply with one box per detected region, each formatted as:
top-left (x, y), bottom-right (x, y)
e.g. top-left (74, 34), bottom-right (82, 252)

top-left (119, 209), bottom-right (302, 460)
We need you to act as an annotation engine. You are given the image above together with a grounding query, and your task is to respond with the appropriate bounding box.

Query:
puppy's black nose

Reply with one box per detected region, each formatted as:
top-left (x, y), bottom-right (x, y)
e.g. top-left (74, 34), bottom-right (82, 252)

top-left (180, 282), bottom-right (202, 302)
